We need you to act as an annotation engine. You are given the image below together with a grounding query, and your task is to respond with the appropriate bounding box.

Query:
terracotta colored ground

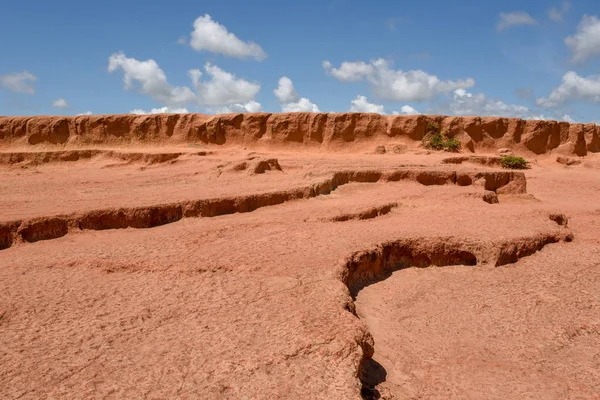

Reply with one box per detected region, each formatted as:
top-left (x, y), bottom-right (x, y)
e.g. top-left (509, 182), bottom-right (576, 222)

top-left (1, 140), bottom-right (599, 399)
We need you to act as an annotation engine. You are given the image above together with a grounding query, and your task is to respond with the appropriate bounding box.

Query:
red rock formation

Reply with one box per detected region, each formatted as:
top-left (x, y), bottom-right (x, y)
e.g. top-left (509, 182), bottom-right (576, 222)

top-left (0, 113), bottom-right (598, 155)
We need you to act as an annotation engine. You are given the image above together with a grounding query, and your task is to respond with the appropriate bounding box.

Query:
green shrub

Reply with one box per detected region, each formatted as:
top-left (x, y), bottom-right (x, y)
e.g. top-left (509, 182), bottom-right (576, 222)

top-left (426, 121), bottom-right (441, 135)
top-left (422, 120), bottom-right (461, 151)
top-left (501, 156), bottom-right (529, 169)
top-left (444, 137), bottom-right (461, 152)
top-left (425, 132), bottom-right (445, 150)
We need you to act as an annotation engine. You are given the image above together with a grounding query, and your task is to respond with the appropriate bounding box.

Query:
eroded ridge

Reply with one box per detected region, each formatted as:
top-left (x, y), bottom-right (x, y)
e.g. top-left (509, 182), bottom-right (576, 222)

top-left (0, 168), bottom-right (527, 250)
top-left (335, 229), bottom-right (574, 397)
top-left (1, 113), bottom-right (598, 155)
top-left (0, 149), bottom-right (211, 166)
top-left (330, 203), bottom-right (398, 222)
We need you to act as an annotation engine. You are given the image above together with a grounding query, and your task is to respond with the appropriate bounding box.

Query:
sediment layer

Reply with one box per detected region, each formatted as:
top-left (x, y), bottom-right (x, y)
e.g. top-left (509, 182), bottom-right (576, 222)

top-left (1, 113), bottom-right (598, 155)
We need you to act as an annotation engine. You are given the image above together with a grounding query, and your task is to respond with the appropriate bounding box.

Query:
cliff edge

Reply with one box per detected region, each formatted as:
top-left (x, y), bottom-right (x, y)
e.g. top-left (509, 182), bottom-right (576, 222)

top-left (0, 113), bottom-right (598, 155)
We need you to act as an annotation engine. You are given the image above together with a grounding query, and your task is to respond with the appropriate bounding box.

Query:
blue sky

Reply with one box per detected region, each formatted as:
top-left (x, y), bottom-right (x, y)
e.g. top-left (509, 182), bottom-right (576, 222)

top-left (1, 0), bottom-right (599, 122)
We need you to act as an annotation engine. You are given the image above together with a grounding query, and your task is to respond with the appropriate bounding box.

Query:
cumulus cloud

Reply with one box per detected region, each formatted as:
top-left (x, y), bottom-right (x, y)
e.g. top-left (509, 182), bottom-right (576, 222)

top-left (274, 77), bottom-right (299, 103)
top-left (76, 111), bottom-right (93, 116)
top-left (282, 98), bottom-right (320, 112)
top-left (108, 52), bottom-right (196, 108)
top-left (190, 63), bottom-right (261, 106)
top-left (108, 53), bottom-right (262, 112)
top-left (394, 105), bottom-right (420, 115)
top-left (349, 95), bottom-right (385, 114)
top-left (496, 11), bottom-right (537, 31)
top-left (52, 98), bottom-right (69, 109)
top-left (548, 1), bottom-right (570, 22)
top-left (274, 76), bottom-right (319, 112)
top-left (130, 107), bottom-right (189, 115)
top-left (322, 60), bottom-right (374, 82)
top-left (212, 100), bottom-right (263, 114)
top-left (189, 14), bottom-right (266, 60)
top-left (536, 71), bottom-right (600, 107)
top-left (565, 15), bottom-right (600, 63)
top-left (0, 71), bottom-right (37, 94)
top-left (562, 114), bottom-right (576, 123)
top-left (324, 59), bottom-right (475, 101)
top-left (443, 89), bottom-right (536, 118)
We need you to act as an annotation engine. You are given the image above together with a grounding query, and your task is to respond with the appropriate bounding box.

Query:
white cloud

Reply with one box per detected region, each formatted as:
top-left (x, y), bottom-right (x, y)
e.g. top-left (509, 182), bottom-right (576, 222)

top-left (176, 35), bottom-right (187, 45)
top-left (525, 114), bottom-right (553, 121)
top-left (565, 15), bottom-right (600, 63)
top-left (324, 58), bottom-right (475, 101)
top-left (496, 11), bottom-right (537, 31)
top-left (562, 114), bottom-right (576, 123)
top-left (393, 105), bottom-right (419, 115)
top-left (108, 53), bottom-right (261, 112)
top-left (322, 60), bottom-right (374, 82)
top-left (130, 107), bottom-right (189, 115)
top-left (444, 89), bottom-right (536, 118)
top-left (0, 71), bottom-right (37, 94)
top-left (52, 98), bottom-right (69, 109)
top-left (548, 1), bottom-right (570, 22)
top-left (76, 111), bottom-right (93, 116)
top-left (274, 76), bottom-right (319, 112)
top-left (274, 77), bottom-right (299, 103)
top-left (108, 52), bottom-right (196, 108)
top-left (282, 98), bottom-right (320, 112)
top-left (536, 71), bottom-right (600, 107)
top-left (349, 95), bottom-right (385, 114)
top-left (212, 100), bottom-right (263, 114)
top-left (190, 14), bottom-right (266, 60)
top-left (190, 63), bottom-right (260, 106)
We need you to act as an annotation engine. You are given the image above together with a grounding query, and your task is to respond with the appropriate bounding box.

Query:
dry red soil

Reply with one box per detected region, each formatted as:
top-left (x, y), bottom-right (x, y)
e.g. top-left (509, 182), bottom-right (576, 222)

top-left (1, 113), bottom-right (599, 399)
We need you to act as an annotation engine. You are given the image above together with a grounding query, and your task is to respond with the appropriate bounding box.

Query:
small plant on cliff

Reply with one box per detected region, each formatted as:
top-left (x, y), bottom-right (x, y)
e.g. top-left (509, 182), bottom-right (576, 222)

top-left (425, 132), bottom-right (445, 150)
top-left (422, 121), bottom-right (461, 152)
top-left (501, 156), bottom-right (529, 169)
top-left (444, 137), bottom-right (461, 152)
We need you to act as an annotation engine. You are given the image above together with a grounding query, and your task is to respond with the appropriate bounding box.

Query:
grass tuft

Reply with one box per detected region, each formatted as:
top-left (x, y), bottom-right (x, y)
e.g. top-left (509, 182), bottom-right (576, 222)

top-left (500, 156), bottom-right (529, 169)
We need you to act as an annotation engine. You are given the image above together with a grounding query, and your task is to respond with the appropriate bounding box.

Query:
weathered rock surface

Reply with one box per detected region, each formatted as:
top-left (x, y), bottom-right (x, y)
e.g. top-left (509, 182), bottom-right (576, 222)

top-left (1, 113), bottom-right (598, 156)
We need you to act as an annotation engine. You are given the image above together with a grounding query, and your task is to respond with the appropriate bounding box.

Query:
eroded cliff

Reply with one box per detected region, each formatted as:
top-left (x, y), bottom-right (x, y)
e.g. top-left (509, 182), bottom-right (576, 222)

top-left (1, 112), bottom-right (598, 155)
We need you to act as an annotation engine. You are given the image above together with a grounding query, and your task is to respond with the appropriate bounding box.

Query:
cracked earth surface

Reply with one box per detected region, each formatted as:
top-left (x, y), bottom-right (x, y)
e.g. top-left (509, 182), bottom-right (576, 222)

top-left (1, 147), bottom-right (599, 399)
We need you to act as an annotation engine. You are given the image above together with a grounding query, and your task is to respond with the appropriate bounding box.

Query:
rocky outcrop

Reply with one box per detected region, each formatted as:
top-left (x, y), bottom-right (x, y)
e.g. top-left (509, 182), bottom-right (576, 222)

top-left (1, 113), bottom-right (597, 155)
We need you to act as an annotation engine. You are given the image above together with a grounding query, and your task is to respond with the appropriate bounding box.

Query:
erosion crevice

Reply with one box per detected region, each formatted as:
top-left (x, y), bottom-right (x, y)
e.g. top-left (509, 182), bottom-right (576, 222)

top-left (0, 167), bottom-right (527, 250)
top-left (335, 229), bottom-right (573, 397)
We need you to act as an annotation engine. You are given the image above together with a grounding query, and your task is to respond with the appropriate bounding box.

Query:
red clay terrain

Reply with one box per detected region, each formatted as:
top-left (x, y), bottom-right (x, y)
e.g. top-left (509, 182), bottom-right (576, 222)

top-left (0, 113), bottom-right (599, 399)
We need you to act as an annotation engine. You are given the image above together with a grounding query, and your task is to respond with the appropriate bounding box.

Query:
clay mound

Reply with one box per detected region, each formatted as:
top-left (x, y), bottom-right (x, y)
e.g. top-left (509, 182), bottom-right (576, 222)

top-left (225, 157), bottom-right (283, 174)
top-left (1, 113), bottom-right (599, 156)
top-left (556, 156), bottom-right (582, 166)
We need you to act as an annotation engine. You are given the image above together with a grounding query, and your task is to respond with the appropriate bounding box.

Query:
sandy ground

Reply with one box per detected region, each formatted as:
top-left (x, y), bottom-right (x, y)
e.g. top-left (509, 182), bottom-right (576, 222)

top-left (1, 145), bottom-right (599, 399)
